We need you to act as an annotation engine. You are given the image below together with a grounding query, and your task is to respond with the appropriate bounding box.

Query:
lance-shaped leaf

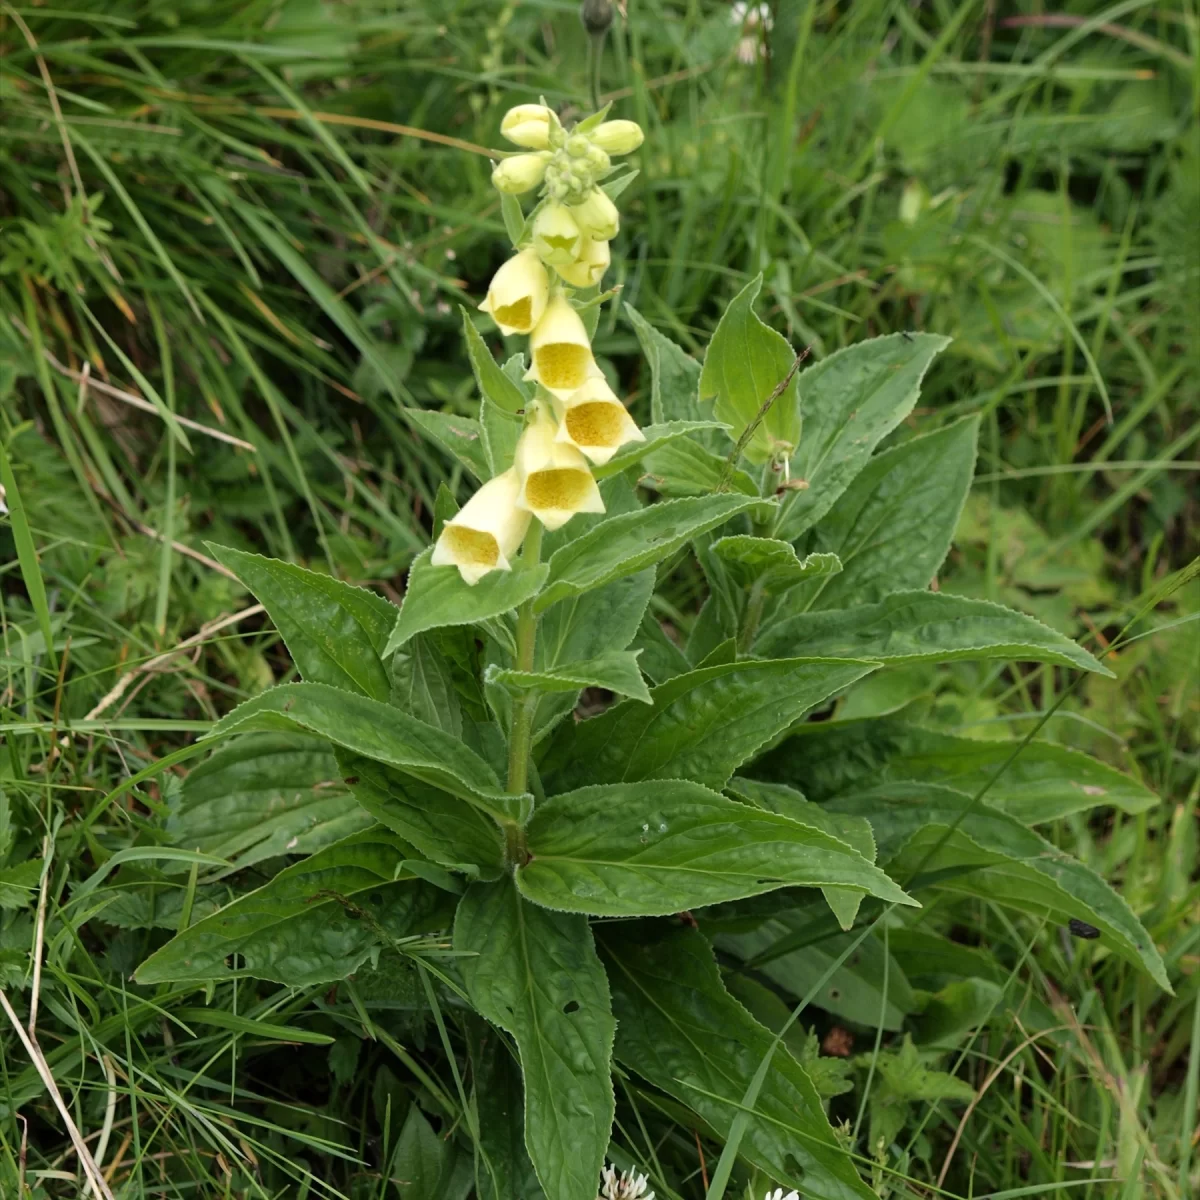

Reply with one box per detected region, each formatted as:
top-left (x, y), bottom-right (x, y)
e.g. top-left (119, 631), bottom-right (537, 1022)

top-left (535, 495), bottom-right (764, 612)
top-left (601, 925), bottom-right (876, 1200)
top-left (593, 420), bottom-right (727, 480)
top-left (487, 649), bottom-right (651, 705)
top-left (755, 718), bottom-right (1156, 823)
top-left (403, 409), bottom-right (490, 481)
top-left (777, 332), bottom-right (950, 541)
top-left (211, 682), bottom-right (525, 822)
top-left (625, 303), bottom-right (703, 427)
top-left (455, 879), bottom-right (615, 1200)
top-left (754, 590), bottom-right (1112, 676)
top-left (135, 827), bottom-right (449, 985)
top-left (390, 634), bottom-right (462, 736)
top-left (639, 436), bottom-right (760, 497)
top-left (210, 544), bottom-right (397, 702)
top-left (387, 547), bottom-right (549, 652)
top-left (712, 536), bottom-right (842, 592)
top-left (830, 784), bottom-right (1170, 990)
top-left (541, 656), bottom-right (875, 793)
top-left (462, 307), bottom-right (528, 414)
top-left (699, 274), bottom-right (801, 464)
top-left (517, 780), bottom-right (913, 916)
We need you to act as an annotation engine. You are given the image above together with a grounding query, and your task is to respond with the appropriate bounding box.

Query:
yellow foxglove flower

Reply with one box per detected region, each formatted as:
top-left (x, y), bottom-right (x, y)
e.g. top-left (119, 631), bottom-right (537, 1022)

top-left (555, 377), bottom-right (644, 466)
top-left (431, 469), bottom-right (531, 585)
top-left (555, 237), bottom-right (611, 289)
top-left (479, 249), bottom-right (550, 336)
top-left (590, 119), bottom-right (644, 156)
top-left (515, 409), bottom-right (604, 530)
top-left (500, 103), bottom-right (555, 150)
top-left (568, 187), bottom-right (619, 241)
top-left (491, 152), bottom-right (550, 195)
top-left (531, 201), bottom-right (582, 266)
top-left (525, 293), bottom-right (602, 398)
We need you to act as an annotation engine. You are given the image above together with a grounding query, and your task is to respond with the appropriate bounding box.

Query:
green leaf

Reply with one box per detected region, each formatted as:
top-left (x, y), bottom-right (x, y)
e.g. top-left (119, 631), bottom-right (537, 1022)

top-left (625, 305), bottom-right (703, 426)
top-left (757, 718), bottom-right (1157, 823)
top-left (402, 409), bottom-right (489, 481)
top-left (211, 682), bottom-right (524, 822)
top-left (390, 634), bottom-right (463, 736)
top-left (600, 925), bottom-right (875, 1199)
top-left (455, 879), bottom-right (615, 1200)
top-left (462, 307), bottom-right (529, 415)
top-left (778, 332), bottom-right (951, 541)
top-left (166, 733), bottom-right (371, 871)
top-left (630, 609), bottom-right (692, 684)
top-left (712, 536), bottom-right (842, 593)
top-left (480, 396), bottom-right (524, 476)
top-left (488, 649), bottom-right (651, 705)
top-left (500, 192), bottom-right (525, 247)
top-left (593, 420), bottom-right (726, 480)
top-left (784, 415), bottom-right (979, 613)
top-left (535, 495), bottom-right (764, 613)
top-left (830, 784), bottom-right (1171, 990)
top-left (135, 827), bottom-right (449, 985)
top-left (865, 1034), bottom-right (974, 1149)
top-left (392, 1106), bottom-right (453, 1198)
top-left (210, 544), bottom-right (397, 702)
top-left (336, 751), bottom-right (504, 879)
top-left (542, 657), bottom-right (876, 793)
top-left (388, 548), bottom-right (550, 652)
top-left (754, 590), bottom-right (1113, 676)
top-left (639, 436), bottom-right (760, 498)
top-left (518, 780), bottom-right (913, 916)
top-left (698, 274), bottom-right (801, 464)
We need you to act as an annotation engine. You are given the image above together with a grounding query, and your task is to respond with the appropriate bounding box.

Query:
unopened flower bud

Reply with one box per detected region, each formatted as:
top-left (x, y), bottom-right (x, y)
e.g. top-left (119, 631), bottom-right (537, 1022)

top-left (491, 152), bottom-right (549, 195)
top-left (591, 119), bottom-right (644, 156)
top-left (554, 377), bottom-right (644, 466)
top-left (525, 292), bottom-right (602, 398)
top-left (586, 145), bottom-right (611, 173)
top-left (431, 469), bottom-right (531, 585)
top-left (515, 408), bottom-right (604, 530)
top-left (580, 0), bottom-right (614, 36)
top-left (532, 201), bottom-right (583, 266)
top-left (554, 236), bottom-right (610, 289)
top-left (501, 104), bottom-right (555, 150)
top-left (479, 248), bottom-right (550, 336)
top-left (569, 187), bottom-right (620, 241)
top-left (566, 134), bottom-right (591, 157)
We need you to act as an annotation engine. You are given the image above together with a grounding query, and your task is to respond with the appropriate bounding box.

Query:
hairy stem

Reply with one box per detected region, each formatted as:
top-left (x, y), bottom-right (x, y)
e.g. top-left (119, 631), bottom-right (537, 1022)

top-left (738, 576), bottom-right (767, 656)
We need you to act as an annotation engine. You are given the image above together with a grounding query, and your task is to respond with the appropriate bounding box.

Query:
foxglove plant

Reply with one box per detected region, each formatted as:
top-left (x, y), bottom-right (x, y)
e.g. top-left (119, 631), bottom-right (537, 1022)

top-left (135, 102), bottom-right (1168, 1200)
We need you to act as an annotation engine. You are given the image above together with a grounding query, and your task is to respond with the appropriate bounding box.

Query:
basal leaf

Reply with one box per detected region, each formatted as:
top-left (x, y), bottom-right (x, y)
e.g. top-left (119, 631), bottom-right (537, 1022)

top-left (593, 420), bottom-right (727, 480)
top-left (699, 274), bottom-right (801, 464)
top-left (600, 924), bottom-right (876, 1199)
top-left (403, 408), bottom-right (489, 481)
top-left (625, 303), bottom-right (702, 426)
top-left (488, 649), bottom-right (651, 704)
top-left (541, 656), bottom-right (875, 793)
top-left (135, 827), bottom-right (449, 985)
top-left (210, 544), bottom-right (397, 702)
top-left (518, 780), bottom-right (913, 916)
top-left (388, 547), bottom-right (549, 652)
top-left (778, 332), bottom-right (950, 540)
top-left (455, 879), bottom-right (614, 1200)
top-left (754, 590), bottom-right (1113, 676)
top-left (712, 535), bottom-right (842, 593)
top-left (462, 307), bottom-right (529, 414)
top-left (535, 495), bottom-right (763, 613)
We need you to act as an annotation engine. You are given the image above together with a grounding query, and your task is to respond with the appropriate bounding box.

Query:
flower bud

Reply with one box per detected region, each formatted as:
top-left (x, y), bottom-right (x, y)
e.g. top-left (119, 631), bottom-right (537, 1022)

top-left (566, 134), bottom-right (591, 158)
top-left (491, 152), bottom-right (549, 195)
top-left (479, 248), bottom-right (550, 336)
top-left (531, 201), bottom-right (583, 266)
top-left (525, 292), bottom-right (602, 398)
top-left (580, 0), bottom-right (614, 36)
top-left (568, 187), bottom-right (619, 241)
top-left (591, 119), bottom-right (644, 156)
top-left (431, 469), bottom-right (531, 585)
top-left (515, 409), bottom-right (604, 530)
top-left (585, 145), bottom-right (611, 173)
top-left (554, 236), bottom-right (611, 289)
top-left (554, 377), bottom-right (644, 466)
top-left (501, 104), bottom-right (555, 150)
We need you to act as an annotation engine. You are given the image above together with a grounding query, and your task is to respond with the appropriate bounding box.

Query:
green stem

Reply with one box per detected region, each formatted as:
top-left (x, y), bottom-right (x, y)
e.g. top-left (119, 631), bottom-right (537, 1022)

top-left (738, 576), bottom-right (767, 656)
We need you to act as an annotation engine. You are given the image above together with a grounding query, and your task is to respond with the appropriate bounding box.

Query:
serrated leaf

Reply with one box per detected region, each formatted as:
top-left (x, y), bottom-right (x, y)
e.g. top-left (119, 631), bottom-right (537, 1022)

top-left (388, 547), bottom-right (549, 652)
top-left (600, 925), bottom-right (876, 1199)
top-left (455, 879), bottom-right (615, 1200)
top-left (830, 784), bottom-right (1171, 990)
top-left (211, 682), bottom-right (524, 822)
top-left (754, 590), bottom-right (1113, 676)
top-left (593, 420), bottom-right (726, 480)
top-left (135, 827), bottom-right (449, 985)
top-left (712, 536), bottom-right (842, 592)
top-left (462, 307), bottom-right (528, 414)
top-left (639, 435), bottom-right (760, 497)
top-left (630, 609), bottom-right (692, 685)
top-left (518, 780), bottom-right (913, 916)
top-left (488, 649), bottom-right (651, 704)
top-left (542, 656), bottom-right (876, 793)
top-left (0, 859), bottom-right (42, 909)
top-left (625, 305), bottom-right (703, 426)
top-left (390, 634), bottom-right (462, 736)
top-left (210, 544), bottom-right (397, 702)
top-left (784, 415), bottom-right (979, 613)
top-left (756, 718), bottom-right (1156, 823)
top-left (778, 332), bottom-right (951, 540)
top-left (535, 495), bottom-right (764, 613)
top-left (403, 409), bottom-right (490, 481)
top-left (167, 733), bottom-right (371, 871)
top-left (336, 751), bottom-right (504, 879)
top-left (699, 274), bottom-right (801, 464)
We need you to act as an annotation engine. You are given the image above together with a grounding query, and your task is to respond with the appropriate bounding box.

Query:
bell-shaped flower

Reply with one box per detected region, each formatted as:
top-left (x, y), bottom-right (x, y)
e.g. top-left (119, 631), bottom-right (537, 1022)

top-left (525, 292), bottom-right (602, 398)
top-left (555, 236), bottom-right (611, 289)
top-left (554, 377), bottom-right (644, 466)
top-left (531, 201), bottom-right (582, 266)
top-left (431, 469), bottom-right (531, 585)
top-left (590, 119), bottom-right (644, 156)
top-left (491, 152), bottom-right (550, 195)
top-left (515, 409), bottom-right (604, 531)
top-left (568, 187), bottom-right (619, 241)
top-left (501, 103), bottom-right (555, 150)
top-left (479, 248), bottom-right (550, 336)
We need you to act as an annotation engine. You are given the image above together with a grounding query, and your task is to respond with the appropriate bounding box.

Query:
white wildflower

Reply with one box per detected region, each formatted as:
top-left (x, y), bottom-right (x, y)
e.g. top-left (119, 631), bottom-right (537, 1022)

top-left (599, 1162), bottom-right (655, 1199)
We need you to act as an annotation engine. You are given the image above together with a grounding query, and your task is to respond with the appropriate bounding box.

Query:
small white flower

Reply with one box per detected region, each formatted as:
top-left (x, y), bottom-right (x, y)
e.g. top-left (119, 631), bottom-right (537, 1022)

top-left (731, 1), bottom-right (772, 64)
top-left (763, 1189), bottom-right (801, 1200)
top-left (599, 1163), bottom-right (655, 1199)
